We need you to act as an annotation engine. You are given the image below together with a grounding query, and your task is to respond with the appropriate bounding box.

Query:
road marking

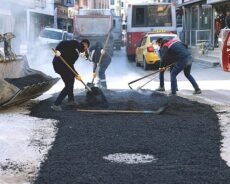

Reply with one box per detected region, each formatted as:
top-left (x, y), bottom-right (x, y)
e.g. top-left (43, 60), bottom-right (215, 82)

top-left (103, 153), bottom-right (157, 164)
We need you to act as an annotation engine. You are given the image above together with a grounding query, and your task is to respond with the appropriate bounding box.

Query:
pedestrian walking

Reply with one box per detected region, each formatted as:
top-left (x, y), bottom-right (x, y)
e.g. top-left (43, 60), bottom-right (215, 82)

top-left (89, 42), bottom-right (111, 89)
top-left (51, 39), bottom-right (90, 111)
top-left (156, 38), bottom-right (201, 95)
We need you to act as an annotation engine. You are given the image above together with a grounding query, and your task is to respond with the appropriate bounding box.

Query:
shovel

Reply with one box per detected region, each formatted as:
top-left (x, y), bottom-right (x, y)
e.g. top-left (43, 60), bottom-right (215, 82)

top-left (128, 63), bottom-right (175, 90)
top-left (52, 48), bottom-right (107, 105)
top-left (87, 28), bottom-right (113, 88)
top-left (52, 48), bottom-right (92, 92)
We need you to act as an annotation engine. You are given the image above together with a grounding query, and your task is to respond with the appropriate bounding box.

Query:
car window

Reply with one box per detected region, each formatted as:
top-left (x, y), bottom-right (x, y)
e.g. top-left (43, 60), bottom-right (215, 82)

top-left (150, 35), bottom-right (176, 43)
top-left (141, 37), bottom-right (147, 46)
top-left (39, 30), bottom-right (63, 40)
top-left (63, 32), bottom-right (67, 40)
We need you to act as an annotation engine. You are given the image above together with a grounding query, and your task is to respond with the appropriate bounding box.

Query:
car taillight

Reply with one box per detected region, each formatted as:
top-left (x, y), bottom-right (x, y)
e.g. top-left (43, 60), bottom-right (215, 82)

top-left (147, 46), bottom-right (154, 52)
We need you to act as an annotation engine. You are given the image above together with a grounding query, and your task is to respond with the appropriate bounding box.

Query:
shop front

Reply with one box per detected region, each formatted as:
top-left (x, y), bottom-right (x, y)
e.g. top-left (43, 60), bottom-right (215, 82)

top-left (207, 0), bottom-right (230, 47)
top-left (178, 0), bottom-right (212, 47)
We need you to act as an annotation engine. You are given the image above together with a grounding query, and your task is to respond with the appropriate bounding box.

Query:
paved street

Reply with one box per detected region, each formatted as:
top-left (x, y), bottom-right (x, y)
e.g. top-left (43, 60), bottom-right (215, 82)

top-left (1, 47), bottom-right (230, 183)
top-left (31, 48), bottom-right (230, 183)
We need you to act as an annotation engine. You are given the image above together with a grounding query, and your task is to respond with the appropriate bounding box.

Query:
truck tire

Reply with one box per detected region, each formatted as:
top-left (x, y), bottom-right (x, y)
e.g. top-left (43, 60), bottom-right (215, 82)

top-left (127, 55), bottom-right (135, 61)
top-left (135, 56), bottom-right (141, 67)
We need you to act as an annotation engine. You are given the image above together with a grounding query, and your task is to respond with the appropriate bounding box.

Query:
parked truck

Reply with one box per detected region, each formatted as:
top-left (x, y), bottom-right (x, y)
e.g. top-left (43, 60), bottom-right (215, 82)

top-left (112, 16), bottom-right (122, 50)
top-left (74, 9), bottom-right (114, 56)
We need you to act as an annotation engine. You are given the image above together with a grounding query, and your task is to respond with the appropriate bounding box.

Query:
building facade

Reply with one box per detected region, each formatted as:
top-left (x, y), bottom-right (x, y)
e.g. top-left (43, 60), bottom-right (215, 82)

top-left (177, 0), bottom-right (230, 47)
top-left (78, 0), bottom-right (110, 9)
top-left (0, 0), bottom-right (53, 53)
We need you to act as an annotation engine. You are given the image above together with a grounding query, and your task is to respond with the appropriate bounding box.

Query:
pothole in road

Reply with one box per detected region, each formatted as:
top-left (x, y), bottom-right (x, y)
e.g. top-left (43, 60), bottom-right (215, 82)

top-left (103, 153), bottom-right (157, 164)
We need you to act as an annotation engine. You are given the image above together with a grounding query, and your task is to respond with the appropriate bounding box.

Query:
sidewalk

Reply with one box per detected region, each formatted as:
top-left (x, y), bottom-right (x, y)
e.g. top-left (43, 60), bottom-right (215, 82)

top-left (190, 47), bottom-right (220, 67)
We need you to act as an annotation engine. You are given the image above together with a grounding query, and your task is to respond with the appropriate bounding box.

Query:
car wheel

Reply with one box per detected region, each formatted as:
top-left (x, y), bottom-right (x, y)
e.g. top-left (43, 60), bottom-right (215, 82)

top-left (127, 55), bottom-right (135, 61)
top-left (135, 56), bottom-right (141, 67)
top-left (143, 57), bottom-right (150, 70)
top-left (152, 60), bottom-right (160, 70)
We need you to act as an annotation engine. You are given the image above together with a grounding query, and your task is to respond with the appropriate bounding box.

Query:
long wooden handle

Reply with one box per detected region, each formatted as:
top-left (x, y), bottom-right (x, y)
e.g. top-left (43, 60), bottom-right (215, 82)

top-left (52, 48), bottom-right (92, 92)
top-left (77, 105), bottom-right (168, 115)
top-left (93, 28), bottom-right (113, 76)
top-left (128, 62), bottom-right (175, 88)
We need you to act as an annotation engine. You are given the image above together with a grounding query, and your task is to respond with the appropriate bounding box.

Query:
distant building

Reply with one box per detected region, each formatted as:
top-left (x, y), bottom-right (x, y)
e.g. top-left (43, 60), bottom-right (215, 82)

top-left (78, 0), bottom-right (109, 9)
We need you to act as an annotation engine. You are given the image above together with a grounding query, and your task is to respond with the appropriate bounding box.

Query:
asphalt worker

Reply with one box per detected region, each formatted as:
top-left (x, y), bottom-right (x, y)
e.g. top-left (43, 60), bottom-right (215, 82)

top-left (51, 39), bottom-right (90, 111)
top-left (156, 38), bottom-right (201, 95)
top-left (155, 38), bottom-right (175, 92)
top-left (89, 42), bottom-right (111, 89)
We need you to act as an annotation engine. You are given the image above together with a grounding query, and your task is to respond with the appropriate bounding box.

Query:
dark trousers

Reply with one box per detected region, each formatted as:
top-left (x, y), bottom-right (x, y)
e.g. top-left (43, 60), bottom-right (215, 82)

top-left (170, 56), bottom-right (199, 94)
top-left (54, 72), bottom-right (75, 105)
top-left (98, 57), bottom-right (111, 88)
top-left (159, 66), bottom-right (174, 88)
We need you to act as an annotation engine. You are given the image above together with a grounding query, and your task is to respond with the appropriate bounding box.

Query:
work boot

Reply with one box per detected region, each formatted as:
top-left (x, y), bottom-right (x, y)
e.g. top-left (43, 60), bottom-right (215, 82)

top-left (155, 86), bottom-right (165, 92)
top-left (193, 89), bottom-right (202, 95)
top-left (51, 105), bottom-right (62, 112)
top-left (169, 92), bottom-right (177, 95)
top-left (66, 101), bottom-right (79, 106)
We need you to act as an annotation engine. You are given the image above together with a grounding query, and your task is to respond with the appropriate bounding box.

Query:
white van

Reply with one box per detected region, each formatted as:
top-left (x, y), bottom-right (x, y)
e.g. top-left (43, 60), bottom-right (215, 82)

top-left (38, 27), bottom-right (73, 47)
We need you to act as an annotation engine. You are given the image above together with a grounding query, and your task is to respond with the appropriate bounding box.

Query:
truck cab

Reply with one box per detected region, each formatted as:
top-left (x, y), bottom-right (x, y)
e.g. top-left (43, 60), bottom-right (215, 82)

top-left (74, 9), bottom-right (114, 56)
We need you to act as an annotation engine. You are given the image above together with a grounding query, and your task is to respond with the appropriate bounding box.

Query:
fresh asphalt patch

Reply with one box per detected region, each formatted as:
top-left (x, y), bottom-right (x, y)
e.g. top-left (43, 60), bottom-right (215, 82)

top-left (30, 90), bottom-right (230, 184)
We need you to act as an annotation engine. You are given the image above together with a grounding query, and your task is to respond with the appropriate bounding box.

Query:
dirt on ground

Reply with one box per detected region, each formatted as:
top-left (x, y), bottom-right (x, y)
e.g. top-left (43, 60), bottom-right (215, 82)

top-left (30, 89), bottom-right (230, 184)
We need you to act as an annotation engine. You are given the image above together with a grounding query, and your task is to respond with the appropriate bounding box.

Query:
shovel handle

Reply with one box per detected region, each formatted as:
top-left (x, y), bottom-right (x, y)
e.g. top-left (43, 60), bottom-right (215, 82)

top-left (128, 62), bottom-right (175, 89)
top-left (52, 48), bottom-right (92, 92)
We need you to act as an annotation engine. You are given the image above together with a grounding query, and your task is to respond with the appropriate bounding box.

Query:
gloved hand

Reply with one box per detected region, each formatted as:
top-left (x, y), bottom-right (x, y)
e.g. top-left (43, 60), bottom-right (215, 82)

top-left (75, 75), bottom-right (81, 81)
top-left (159, 67), bottom-right (165, 72)
top-left (100, 49), bottom-right (105, 55)
top-left (55, 50), bottom-right (61, 57)
top-left (93, 72), bottom-right (96, 79)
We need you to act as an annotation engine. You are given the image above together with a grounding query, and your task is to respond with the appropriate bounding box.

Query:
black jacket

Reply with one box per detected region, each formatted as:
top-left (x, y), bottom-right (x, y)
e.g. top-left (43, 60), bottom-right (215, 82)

top-left (53, 40), bottom-right (84, 75)
top-left (159, 39), bottom-right (190, 68)
top-left (89, 42), bottom-right (110, 72)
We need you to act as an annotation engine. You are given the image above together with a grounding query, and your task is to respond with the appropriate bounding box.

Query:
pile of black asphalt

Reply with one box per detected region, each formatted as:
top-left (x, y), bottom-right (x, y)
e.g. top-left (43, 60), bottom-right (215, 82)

top-left (30, 89), bottom-right (230, 184)
top-left (5, 74), bottom-right (52, 89)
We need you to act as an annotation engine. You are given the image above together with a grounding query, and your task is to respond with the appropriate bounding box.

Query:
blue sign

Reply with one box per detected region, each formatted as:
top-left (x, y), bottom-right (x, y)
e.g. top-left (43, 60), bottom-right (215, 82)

top-left (64, 0), bottom-right (75, 7)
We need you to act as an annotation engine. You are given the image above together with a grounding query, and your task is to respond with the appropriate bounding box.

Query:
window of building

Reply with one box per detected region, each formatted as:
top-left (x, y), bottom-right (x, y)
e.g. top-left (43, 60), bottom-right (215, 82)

top-left (111, 0), bottom-right (114, 5)
top-left (200, 6), bottom-right (211, 29)
top-left (191, 6), bottom-right (198, 29)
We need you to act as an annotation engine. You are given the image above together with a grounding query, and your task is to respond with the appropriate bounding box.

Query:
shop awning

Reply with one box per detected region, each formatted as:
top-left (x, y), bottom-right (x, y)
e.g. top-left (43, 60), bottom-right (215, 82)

top-left (206, 0), bottom-right (229, 4)
top-left (177, 0), bottom-right (204, 7)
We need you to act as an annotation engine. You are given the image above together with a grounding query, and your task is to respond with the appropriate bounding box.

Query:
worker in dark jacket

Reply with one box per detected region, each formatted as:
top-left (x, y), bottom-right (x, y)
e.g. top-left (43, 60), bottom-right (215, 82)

top-left (156, 38), bottom-right (201, 95)
top-left (51, 39), bottom-right (90, 111)
top-left (155, 38), bottom-right (175, 92)
top-left (89, 42), bottom-right (111, 89)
